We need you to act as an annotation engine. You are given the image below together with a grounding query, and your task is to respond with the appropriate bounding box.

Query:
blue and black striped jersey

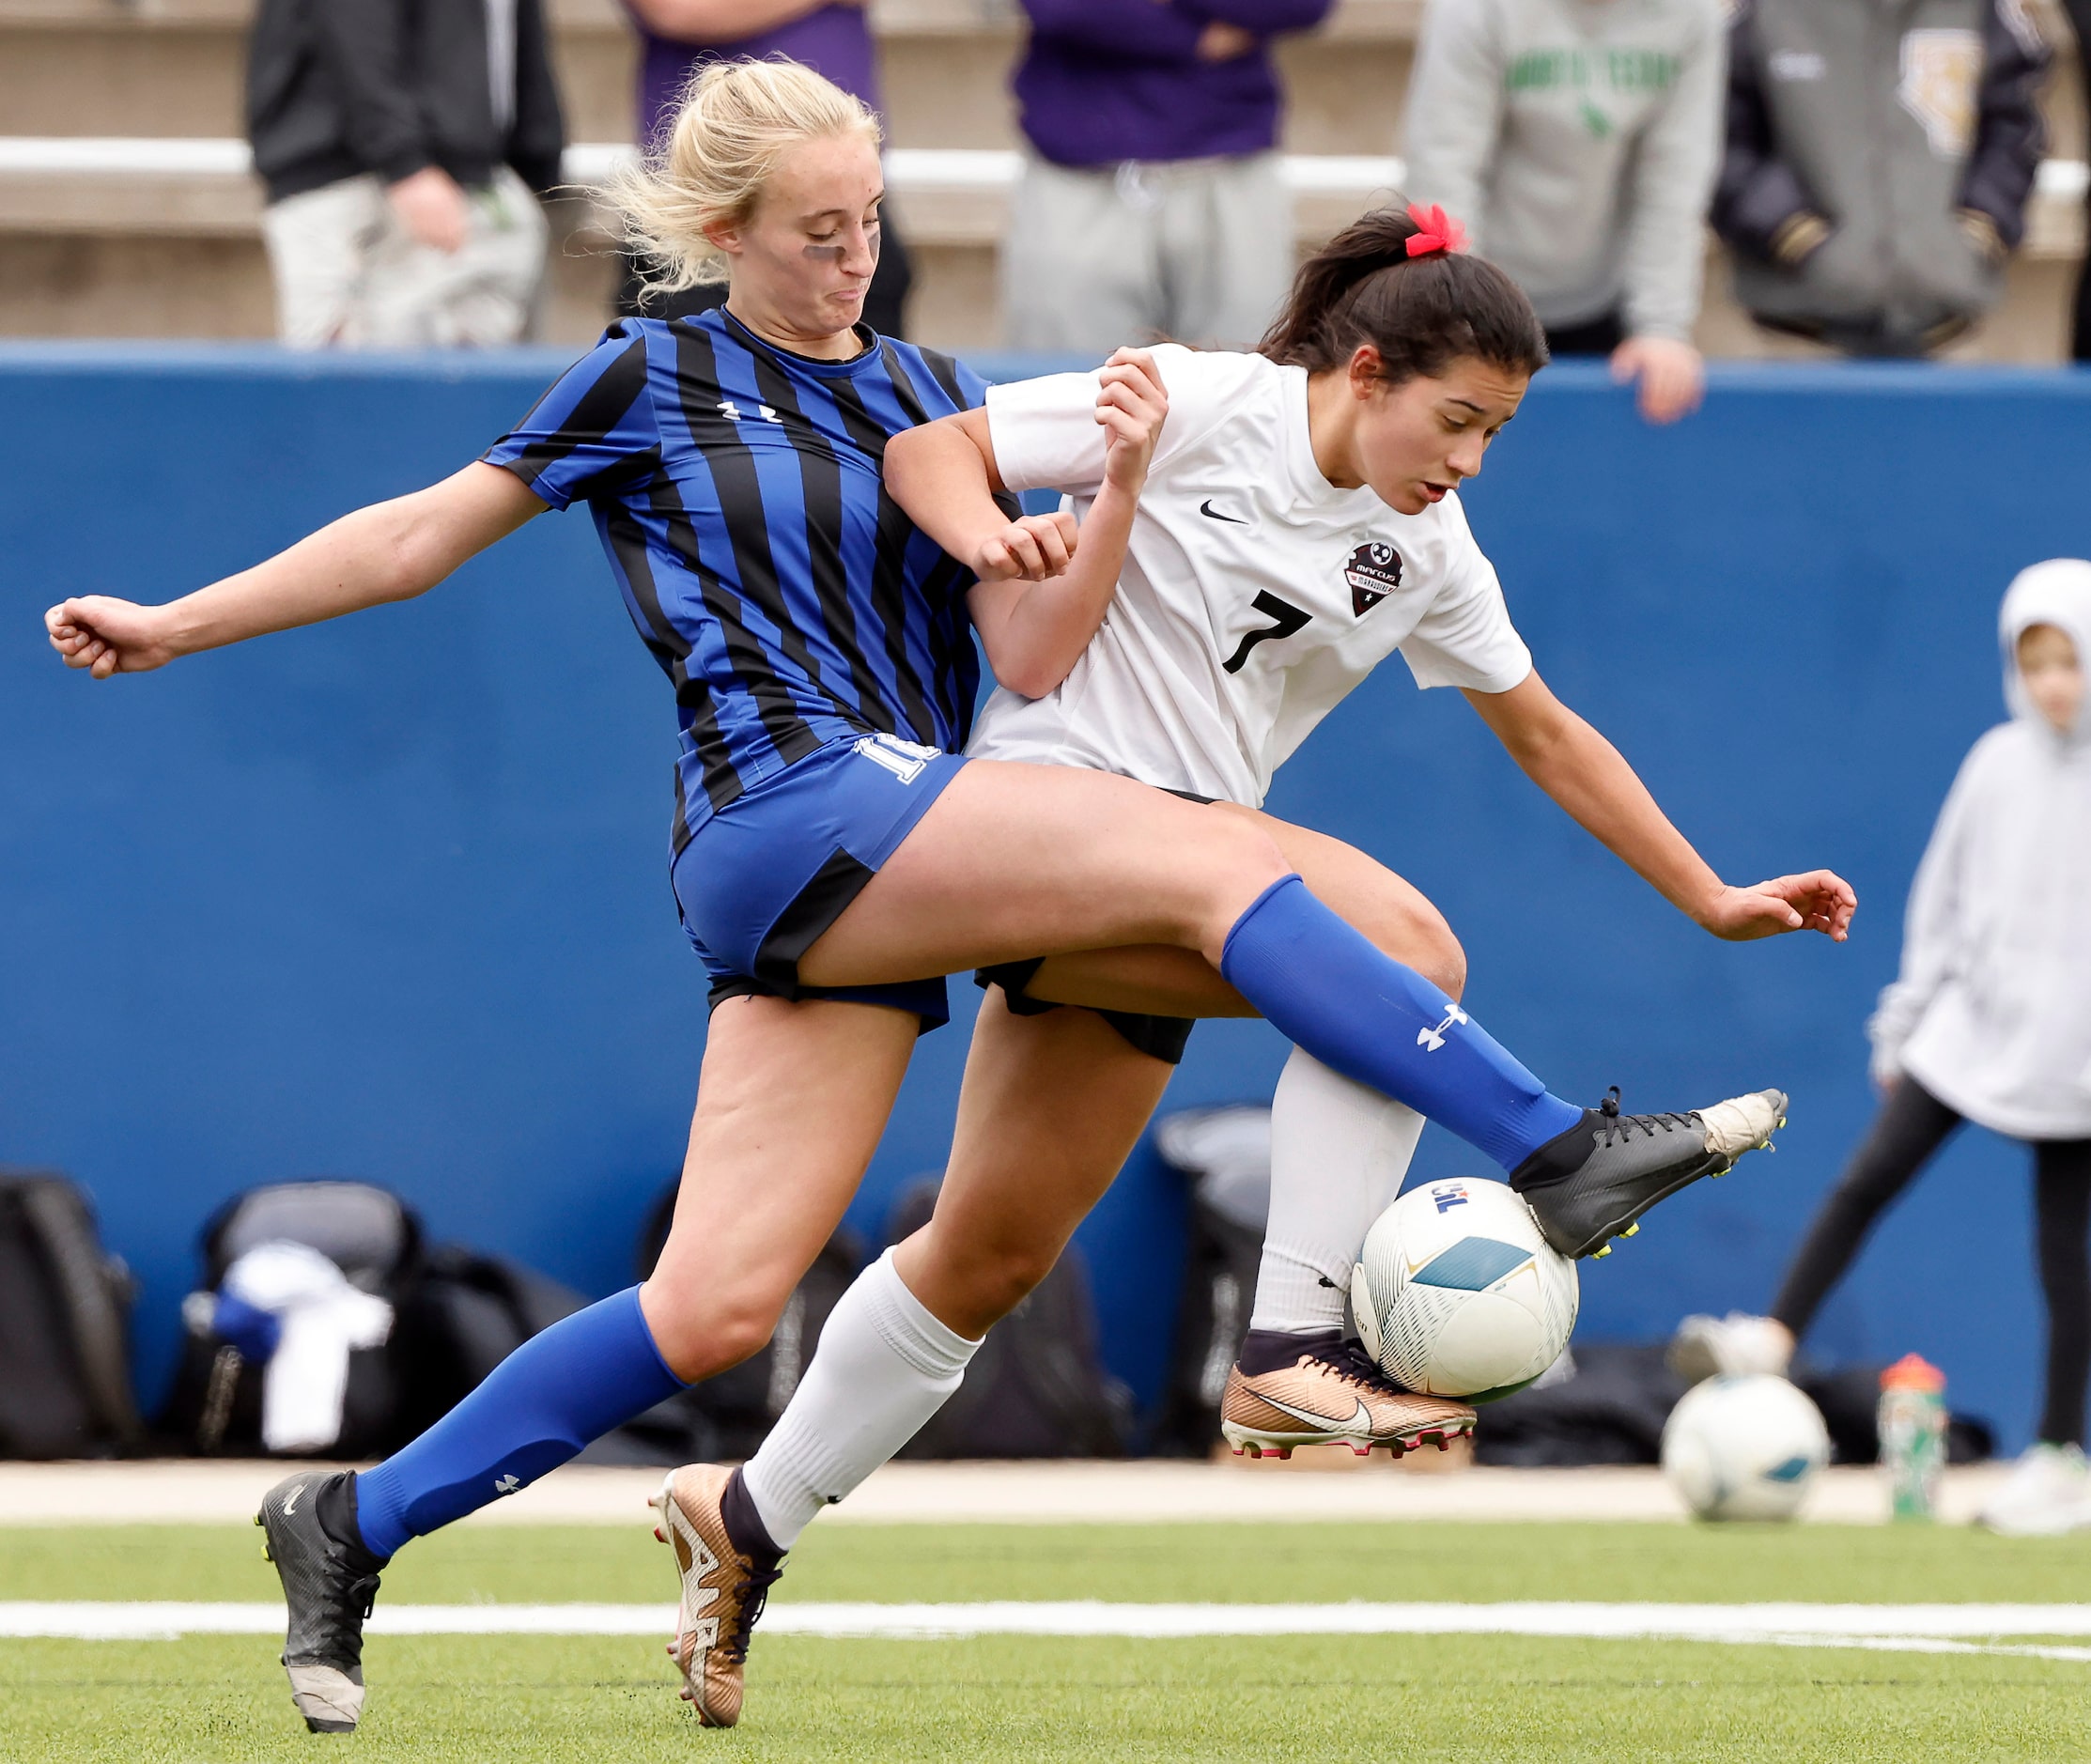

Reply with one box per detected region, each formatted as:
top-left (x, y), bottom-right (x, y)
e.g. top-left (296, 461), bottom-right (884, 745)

top-left (484, 309), bottom-right (994, 850)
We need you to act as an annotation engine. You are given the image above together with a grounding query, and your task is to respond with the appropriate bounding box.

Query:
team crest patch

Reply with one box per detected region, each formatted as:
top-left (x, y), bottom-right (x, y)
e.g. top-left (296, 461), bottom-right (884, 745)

top-left (1897, 28), bottom-right (1980, 159)
top-left (1343, 541), bottom-right (1402, 615)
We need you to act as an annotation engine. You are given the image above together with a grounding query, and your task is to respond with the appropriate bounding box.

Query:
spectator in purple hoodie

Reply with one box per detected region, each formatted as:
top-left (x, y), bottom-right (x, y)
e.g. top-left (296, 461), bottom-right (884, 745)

top-left (1005, 0), bottom-right (1334, 353)
top-left (617, 1), bottom-right (912, 334)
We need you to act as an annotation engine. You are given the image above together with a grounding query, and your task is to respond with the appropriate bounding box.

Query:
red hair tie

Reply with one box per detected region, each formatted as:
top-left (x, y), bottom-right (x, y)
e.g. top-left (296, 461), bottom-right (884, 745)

top-left (1404, 202), bottom-right (1468, 259)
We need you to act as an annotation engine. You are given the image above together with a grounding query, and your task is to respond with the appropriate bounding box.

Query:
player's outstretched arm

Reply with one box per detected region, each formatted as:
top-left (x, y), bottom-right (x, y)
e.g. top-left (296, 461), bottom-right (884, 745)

top-left (45, 461), bottom-right (543, 679)
top-left (1464, 670), bottom-right (1857, 943)
top-left (888, 348), bottom-right (1167, 699)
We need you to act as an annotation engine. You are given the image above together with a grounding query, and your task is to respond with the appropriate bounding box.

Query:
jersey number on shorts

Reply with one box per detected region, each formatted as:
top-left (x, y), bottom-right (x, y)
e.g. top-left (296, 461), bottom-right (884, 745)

top-left (1221, 592), bottom-right (1313, 674)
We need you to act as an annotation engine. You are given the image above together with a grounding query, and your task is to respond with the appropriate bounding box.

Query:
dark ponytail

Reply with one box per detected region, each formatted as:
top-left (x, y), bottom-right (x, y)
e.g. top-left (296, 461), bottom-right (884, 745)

top-left (1259, 205), bottom-right (1548, 384)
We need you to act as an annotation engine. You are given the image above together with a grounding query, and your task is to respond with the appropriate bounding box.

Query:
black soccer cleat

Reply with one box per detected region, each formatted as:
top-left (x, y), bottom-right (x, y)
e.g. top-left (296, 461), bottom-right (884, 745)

top-left (1510, 1087), bottom-right (1787, 1260)
top-left (255, 1470), bottom-right (388, 1734)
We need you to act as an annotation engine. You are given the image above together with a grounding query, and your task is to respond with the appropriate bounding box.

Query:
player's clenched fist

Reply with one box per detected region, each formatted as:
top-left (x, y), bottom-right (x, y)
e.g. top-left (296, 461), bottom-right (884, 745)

top-left (1095, 347), bottom-right (1169, 494)
top-left (44, 596), bottom-right (178, 678)
top-left (970, 509), bottom-right (1080, 583)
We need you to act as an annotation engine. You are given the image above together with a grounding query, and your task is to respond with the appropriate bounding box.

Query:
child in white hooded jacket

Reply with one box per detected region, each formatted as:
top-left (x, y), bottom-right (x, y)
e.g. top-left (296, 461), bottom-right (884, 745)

top-left (1676, 559), bottom-right (2091, 1533)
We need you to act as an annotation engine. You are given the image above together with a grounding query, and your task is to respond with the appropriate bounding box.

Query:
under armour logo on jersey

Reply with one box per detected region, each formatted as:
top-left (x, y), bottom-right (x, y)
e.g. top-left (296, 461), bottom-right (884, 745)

top-left (1343, 541), bottom-right (1403, 616)
top-left (1417, 1002), bottom-right (1469, 1052)
top-left (493, 1474), bottom-right (521, 1495)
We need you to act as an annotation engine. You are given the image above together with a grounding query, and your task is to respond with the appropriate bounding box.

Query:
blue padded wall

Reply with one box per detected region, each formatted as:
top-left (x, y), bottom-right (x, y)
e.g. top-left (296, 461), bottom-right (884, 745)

top-left (2, 346), bottom-right (2085, 1447)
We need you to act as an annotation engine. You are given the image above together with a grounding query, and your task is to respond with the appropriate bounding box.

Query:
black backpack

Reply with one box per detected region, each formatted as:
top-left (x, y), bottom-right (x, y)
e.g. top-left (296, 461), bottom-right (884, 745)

top-left (165, 1178), bottom-right (617, 1459)
top-left (1473, 1347), bottom-right (2000, 1468)
top-left (388, 1247), bottom-right (591, 1444)
top-left (0, 1170), bottom-right (141, 1460)
top-left (886, 1176), bottom-right (1132, 1461)
top-left (1145, 1107), bottom-right (1272, 1457)
top-left (161, 1180), bottom-right (423, 1457)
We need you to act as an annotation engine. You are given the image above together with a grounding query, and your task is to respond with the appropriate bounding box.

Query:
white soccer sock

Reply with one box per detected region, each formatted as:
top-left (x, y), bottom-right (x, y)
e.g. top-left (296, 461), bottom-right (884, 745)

top-left (740, 1247), bottom-right (981, 1552)
top-left (1249, 1048), bottom-right (1425, 1335)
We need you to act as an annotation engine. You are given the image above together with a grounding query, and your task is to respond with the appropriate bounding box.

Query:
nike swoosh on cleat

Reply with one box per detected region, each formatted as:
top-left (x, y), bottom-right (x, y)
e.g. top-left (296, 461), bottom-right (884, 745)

top-left (1199, 500), bottom-right (1248, 523)
top-left (282, 1487), bottom-right (302, 1516)
top-left (1254, 1391), bottom-right (1373, 1431)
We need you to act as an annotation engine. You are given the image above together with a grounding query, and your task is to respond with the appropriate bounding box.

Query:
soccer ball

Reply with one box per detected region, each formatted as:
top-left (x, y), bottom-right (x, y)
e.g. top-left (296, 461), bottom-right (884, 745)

top-left (1351, 1177), bottom-right (1579, 1401)
top-left (1661, 1374), bottom-right (1830, 1522)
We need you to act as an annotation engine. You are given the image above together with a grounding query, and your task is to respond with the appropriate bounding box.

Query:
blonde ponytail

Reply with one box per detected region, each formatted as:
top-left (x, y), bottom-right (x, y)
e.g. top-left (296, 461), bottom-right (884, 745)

top-left (602, 58), bottom-right (882, 298)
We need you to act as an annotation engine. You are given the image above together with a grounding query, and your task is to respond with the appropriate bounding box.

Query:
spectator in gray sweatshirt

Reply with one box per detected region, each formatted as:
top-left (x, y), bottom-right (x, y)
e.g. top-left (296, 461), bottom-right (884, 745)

top-left (1712, 0), bottom-right (2048, 359)
top-left (1403, 0), bottom-right (1725, 425)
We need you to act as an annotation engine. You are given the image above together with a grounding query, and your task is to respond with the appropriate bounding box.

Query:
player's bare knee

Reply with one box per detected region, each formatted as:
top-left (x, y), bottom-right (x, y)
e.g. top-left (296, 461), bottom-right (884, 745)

top-left (1358, 900), bottom-right (1464, 999)
top-left (1418, 923), bottom-right (1466, 1001)
top-left (1194, 820), bottom-right (1293, 944)
top-left (641, 1278), bottom-right (783, 1383)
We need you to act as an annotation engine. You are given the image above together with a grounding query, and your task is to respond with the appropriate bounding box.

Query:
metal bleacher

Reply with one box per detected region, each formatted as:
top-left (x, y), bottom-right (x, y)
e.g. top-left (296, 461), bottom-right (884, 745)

top-left (0, 0), bottom-right (2082, 356)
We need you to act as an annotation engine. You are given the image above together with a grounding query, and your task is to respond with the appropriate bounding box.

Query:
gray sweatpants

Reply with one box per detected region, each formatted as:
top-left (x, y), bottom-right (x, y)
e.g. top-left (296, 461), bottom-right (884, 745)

top-left (261, 165), bottom-right (549, 349)
top-left (1002, 151), bottom-right (1294, 354)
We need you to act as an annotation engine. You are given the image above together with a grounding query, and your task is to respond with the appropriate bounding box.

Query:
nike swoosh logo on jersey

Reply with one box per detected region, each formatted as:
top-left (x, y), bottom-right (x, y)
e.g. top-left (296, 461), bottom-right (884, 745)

top-left (1199, 500), bottom-right (1248, 524)
top-left (1253, 1390), bottom-right (1373, 1431)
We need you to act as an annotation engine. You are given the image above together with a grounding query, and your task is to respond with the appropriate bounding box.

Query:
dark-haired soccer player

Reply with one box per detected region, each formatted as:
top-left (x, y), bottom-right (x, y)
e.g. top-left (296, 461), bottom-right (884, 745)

top-left (670, 200), bottom-right (1858, 1723)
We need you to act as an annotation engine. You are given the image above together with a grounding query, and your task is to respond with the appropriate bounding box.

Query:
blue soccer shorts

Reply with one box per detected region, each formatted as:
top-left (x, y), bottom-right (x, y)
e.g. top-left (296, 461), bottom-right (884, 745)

top-left (672, 731), bottom-right (968, 1030)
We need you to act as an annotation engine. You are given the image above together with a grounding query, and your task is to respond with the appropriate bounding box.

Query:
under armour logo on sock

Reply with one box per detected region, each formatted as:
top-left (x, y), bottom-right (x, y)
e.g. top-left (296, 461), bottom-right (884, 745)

top-left (1417, 1003), bottom-right (1469, 1052)
top-left (493, 1474), bottom-right (521, 1495)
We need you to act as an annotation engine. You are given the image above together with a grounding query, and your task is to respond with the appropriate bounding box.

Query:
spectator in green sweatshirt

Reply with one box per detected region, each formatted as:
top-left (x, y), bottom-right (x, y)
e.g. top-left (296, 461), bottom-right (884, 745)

top-left (1403, 0), bottom-right (1725, 425)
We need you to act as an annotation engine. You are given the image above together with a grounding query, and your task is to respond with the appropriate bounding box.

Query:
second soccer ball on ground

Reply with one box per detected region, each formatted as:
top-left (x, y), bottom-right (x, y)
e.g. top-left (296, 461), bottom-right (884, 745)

top-left (1662, 1374), bottom-right (1831, 1522)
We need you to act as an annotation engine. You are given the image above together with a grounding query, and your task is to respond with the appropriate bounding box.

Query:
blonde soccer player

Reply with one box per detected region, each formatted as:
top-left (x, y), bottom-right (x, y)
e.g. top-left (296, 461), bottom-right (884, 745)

top-left (48, 67), bottom-right (1825, 1727)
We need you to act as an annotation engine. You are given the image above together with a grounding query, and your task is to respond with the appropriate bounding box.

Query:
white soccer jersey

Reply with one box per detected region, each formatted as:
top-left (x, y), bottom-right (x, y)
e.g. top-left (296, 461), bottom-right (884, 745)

top-left (968, 346), bottom-right (1533, 807)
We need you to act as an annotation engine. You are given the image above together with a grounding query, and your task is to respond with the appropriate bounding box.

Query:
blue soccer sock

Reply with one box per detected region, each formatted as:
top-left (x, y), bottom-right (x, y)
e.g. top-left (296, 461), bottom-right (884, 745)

top-left (354, 1286), bottom-right (683, 1558)
top-left (1219, 874), bottom-right (1584, 1171)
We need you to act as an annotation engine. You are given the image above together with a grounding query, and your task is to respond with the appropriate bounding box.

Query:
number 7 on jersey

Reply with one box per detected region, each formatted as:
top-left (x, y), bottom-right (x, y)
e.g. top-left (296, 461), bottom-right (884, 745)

top-left (1221, 591), bottom-right (1313, 674)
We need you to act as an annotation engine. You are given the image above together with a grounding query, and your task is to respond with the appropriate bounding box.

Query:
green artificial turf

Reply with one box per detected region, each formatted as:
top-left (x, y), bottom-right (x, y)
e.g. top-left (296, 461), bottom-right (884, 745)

top-left (7, 1522), bottom-right (2091, 1762)
top-left (7, 1517), bottom-right (2091, 1606)
top-left (6, 1632), bottom-right (2089, 1763)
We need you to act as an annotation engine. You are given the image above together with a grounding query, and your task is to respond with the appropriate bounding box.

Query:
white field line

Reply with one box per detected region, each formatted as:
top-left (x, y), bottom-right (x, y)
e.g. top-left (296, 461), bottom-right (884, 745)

top-left (10, 1601), bottom-right (2091, 1666)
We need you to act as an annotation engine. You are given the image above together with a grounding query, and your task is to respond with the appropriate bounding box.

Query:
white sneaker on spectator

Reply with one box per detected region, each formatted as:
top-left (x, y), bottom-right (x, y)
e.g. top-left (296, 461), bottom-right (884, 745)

top-left (1667, 1312), bottom-right (1794, 1384)
top-left (1978, 1443), bottom-right (2091, 1536)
